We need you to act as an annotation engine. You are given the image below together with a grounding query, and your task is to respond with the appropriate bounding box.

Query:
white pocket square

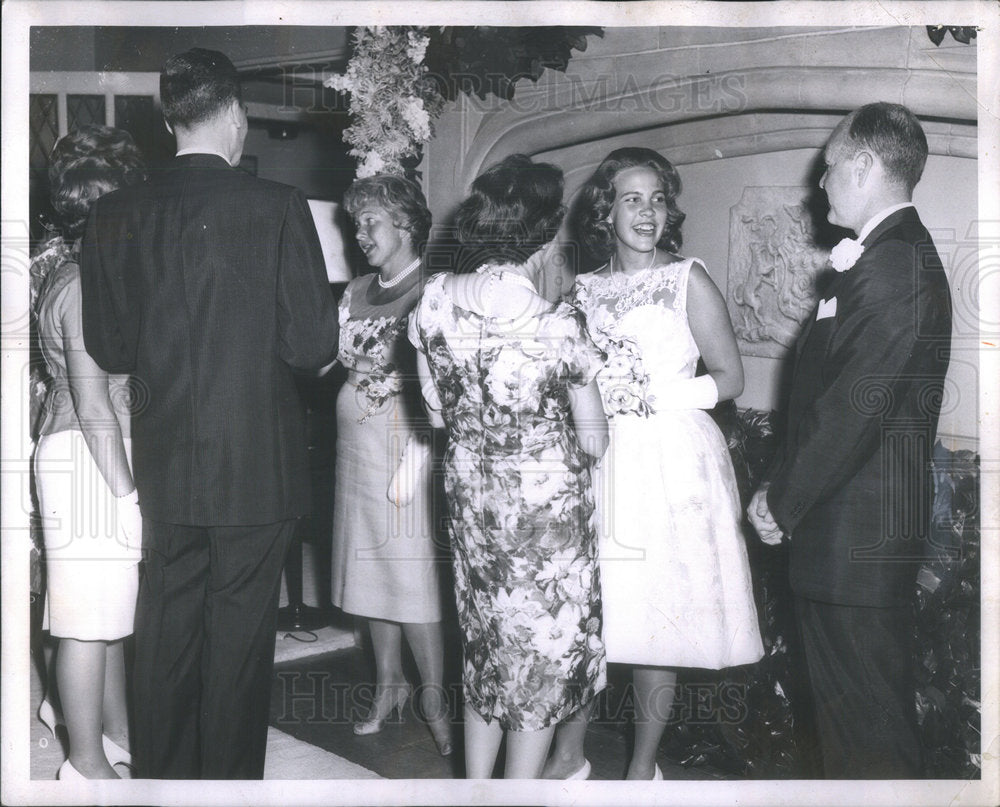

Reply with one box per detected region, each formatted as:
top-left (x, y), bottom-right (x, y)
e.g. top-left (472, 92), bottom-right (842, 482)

top-left (816, 297), bottom-right (837, 320)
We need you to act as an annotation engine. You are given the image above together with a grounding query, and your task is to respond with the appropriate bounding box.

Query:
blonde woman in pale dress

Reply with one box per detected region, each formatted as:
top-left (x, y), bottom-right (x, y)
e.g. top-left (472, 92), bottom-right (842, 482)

top-left (330, 175), bottom-right (452, 755)
top-left (32, 126), bottom-right (145, 779)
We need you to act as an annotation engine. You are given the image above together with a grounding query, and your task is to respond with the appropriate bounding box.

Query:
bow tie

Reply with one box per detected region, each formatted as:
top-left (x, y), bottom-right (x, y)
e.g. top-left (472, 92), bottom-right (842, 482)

top-left (830, 238), bottom-right (865, 273)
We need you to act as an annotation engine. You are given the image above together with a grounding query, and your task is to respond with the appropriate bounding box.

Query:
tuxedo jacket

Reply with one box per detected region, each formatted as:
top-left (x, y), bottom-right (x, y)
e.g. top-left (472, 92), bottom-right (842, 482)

top-left (766, 207), bottom-right (952, 607)
top-left (81, 153), bottom-right (339, 526)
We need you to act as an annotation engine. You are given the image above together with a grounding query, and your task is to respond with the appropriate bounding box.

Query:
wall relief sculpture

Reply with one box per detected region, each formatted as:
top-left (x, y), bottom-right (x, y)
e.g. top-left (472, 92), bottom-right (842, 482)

top-left (727, 187), bottom-right (831, 358)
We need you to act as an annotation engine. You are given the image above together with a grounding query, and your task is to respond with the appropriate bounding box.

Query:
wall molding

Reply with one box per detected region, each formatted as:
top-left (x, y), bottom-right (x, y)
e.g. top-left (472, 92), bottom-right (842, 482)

top-left (461, 65), bottom-right (976, 188)
top-left (536, 114), bottom-right (976, 200)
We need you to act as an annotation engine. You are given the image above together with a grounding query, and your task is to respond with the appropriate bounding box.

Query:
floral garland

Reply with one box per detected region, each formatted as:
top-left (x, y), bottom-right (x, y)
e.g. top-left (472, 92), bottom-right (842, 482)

top-left (324, 27), bottom-right (444, 177)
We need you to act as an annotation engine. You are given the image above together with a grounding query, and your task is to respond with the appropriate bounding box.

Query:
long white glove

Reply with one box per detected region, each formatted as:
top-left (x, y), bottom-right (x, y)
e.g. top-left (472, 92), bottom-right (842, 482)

top-left (386, 434), bottom-right (432, 507)
top-left (649, 374), bottom-right (719, 410)
top-left (115, 488), bottom-right (143, 555)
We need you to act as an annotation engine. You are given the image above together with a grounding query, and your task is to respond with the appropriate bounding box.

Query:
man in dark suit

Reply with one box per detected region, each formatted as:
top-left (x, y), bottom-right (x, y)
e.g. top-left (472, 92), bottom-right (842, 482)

top-left (80, 48), bottom-right (339, 779)
top-left (748, 102), bottom-right (952, 778)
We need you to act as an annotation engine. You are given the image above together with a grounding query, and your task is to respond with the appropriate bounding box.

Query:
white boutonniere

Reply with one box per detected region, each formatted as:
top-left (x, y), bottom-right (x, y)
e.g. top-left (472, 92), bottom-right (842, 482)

top-left (830, 238), bottom-right (865, 272)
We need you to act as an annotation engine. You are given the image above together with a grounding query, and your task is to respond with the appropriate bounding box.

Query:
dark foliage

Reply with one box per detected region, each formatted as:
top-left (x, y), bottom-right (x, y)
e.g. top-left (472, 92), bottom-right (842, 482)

top-left (915, 445), bottom-right (981, 778)
top-left (424, 27), bottom-right (604, 102)
top-left (926, 26), bottom-right (978, 46)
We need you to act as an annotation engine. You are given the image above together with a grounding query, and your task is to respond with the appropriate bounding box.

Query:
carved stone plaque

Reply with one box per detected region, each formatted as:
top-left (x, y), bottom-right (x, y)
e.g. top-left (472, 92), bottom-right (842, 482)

top-left (727, 187), bottom-right (831, 358)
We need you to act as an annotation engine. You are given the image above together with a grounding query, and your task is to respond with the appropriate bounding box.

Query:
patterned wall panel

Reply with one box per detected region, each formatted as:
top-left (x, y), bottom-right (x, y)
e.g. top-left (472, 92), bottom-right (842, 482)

top-left (29, 94), bottom-right (59, 172)
top-left (67, 94), bottom-right (106, 129)
top-left (726, 187), bottom-right (832, 359)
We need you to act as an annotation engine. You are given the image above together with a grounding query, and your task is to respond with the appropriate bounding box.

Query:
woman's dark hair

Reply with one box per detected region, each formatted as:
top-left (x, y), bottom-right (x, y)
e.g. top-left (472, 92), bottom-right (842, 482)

top-left (575, 147), bottom-right (685, 262)
top-left (160, 47), bottom-right (243, 129)
top-left (48, 125), bottom-right (147, 240)
top-left (453, 154), bottom-right (565, 270)
top-left (343, 174), bottom-right (432, 254)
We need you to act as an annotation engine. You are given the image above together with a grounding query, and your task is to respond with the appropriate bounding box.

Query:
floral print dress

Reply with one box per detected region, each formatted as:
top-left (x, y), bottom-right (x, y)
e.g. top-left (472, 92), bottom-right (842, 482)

top-left (409, 271), bottom-right (607, 731)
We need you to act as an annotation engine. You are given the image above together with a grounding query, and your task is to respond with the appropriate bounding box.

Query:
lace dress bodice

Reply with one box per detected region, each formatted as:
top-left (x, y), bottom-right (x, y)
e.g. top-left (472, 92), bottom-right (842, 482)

top-left (573, 258), bottom-right (700, 417)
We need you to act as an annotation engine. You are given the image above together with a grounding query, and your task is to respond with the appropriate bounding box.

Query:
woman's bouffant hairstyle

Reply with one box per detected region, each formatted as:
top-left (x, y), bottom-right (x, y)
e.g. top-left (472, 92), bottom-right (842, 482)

top-left (343, 174), bottom-right (433, 254)
top-left (575, 147), bottom-right (685, 262)
top-left (454, 154), bottom-right (565, 270)
top-left (48, 125), bottom-right (147, 240)
top-left (160, 47), bottom-right (242, 129)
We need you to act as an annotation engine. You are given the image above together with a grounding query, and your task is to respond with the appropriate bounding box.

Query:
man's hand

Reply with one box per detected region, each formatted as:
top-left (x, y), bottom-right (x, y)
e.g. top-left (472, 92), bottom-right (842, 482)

top-left (748, 485), bottom-right (785, 545)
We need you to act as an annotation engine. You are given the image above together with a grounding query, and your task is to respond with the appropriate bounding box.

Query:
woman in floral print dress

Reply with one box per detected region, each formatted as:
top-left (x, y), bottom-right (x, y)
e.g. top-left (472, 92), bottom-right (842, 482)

top-left (409, 155), bottom-right (609, 778)
top-left (331, 175), bottom-right (452, 755)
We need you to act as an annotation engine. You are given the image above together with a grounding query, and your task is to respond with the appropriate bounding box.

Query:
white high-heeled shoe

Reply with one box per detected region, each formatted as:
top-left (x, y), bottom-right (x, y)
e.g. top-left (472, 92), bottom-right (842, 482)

top-left (102, 735), bottom-right (132, 768)
top-left (567, 759), bottom-right (592, 780)
top-left (353, 684), bottom-right (412, 735)
top-left (652, 764), bottom-right (663, 780)
top-left (38, 698), bottom-right (64, 738)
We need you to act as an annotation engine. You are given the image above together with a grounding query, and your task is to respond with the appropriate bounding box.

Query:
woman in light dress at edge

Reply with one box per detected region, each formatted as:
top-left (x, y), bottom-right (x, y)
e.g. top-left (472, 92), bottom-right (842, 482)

top-left (31, 126), bottom-right (146, 779)
top-left (543, 147), bottom-right (764, 780)
top-left (330, 174), bottom-right (452, 756)
top-left (408, 154), bottom-right (609, 778)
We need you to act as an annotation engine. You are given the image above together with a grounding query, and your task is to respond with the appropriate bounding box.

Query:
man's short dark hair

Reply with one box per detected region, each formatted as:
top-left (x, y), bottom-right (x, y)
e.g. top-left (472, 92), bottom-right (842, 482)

top-left (841, 102), bottom-right (928, 192)
top-left (160, 48), bottom-right (242, 129)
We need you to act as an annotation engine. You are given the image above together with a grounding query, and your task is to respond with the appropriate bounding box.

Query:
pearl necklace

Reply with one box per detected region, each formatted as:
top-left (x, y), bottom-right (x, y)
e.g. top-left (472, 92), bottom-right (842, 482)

top-left (377, 257), bottom-right (421, 289)
top-left (609, 248), bottom-right (657, 277)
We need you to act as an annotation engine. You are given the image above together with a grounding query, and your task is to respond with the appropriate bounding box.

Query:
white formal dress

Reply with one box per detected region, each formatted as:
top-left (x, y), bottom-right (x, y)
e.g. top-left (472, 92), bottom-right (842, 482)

top-left (573, 258), bottom-right (764, 668)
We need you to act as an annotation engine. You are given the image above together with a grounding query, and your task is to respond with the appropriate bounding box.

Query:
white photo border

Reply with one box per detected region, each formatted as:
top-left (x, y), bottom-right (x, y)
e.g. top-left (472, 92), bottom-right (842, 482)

top-left (3, 2), bottom-right (997, 805)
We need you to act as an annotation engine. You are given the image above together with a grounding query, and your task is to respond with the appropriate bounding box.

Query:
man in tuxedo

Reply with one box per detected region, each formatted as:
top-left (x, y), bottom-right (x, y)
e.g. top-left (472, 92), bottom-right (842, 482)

top-left (748, 102), bottom-right (952, 778)
top-left (80, 48), bottom-right (339, 779)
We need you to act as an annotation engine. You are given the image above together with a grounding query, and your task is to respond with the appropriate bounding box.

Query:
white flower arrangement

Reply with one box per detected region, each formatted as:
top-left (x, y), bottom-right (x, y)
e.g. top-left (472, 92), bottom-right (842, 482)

top-left (406, 29), bottom-right (430, 64)
top-left (324, 27), bottom-right (443, 177)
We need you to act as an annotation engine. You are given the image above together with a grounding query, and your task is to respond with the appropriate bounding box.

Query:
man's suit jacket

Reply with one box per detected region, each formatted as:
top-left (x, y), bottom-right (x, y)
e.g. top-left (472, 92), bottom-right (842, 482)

top-left (81, 153), bottom-right (339, 527)
top-left (766, 207), bottom-right (952, 607)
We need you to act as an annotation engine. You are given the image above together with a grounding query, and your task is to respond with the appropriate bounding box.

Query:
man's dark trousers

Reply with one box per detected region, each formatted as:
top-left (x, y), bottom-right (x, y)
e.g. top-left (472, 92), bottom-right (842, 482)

top-left (132, 519), bottom-right (297, 779)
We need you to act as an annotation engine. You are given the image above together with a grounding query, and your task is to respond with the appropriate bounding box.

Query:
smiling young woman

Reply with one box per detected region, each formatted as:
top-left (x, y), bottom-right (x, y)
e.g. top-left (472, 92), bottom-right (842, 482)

top-left (543, 146), bottom-right (763, 782)
top-left (606, 165), bottom-right (669, 268)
